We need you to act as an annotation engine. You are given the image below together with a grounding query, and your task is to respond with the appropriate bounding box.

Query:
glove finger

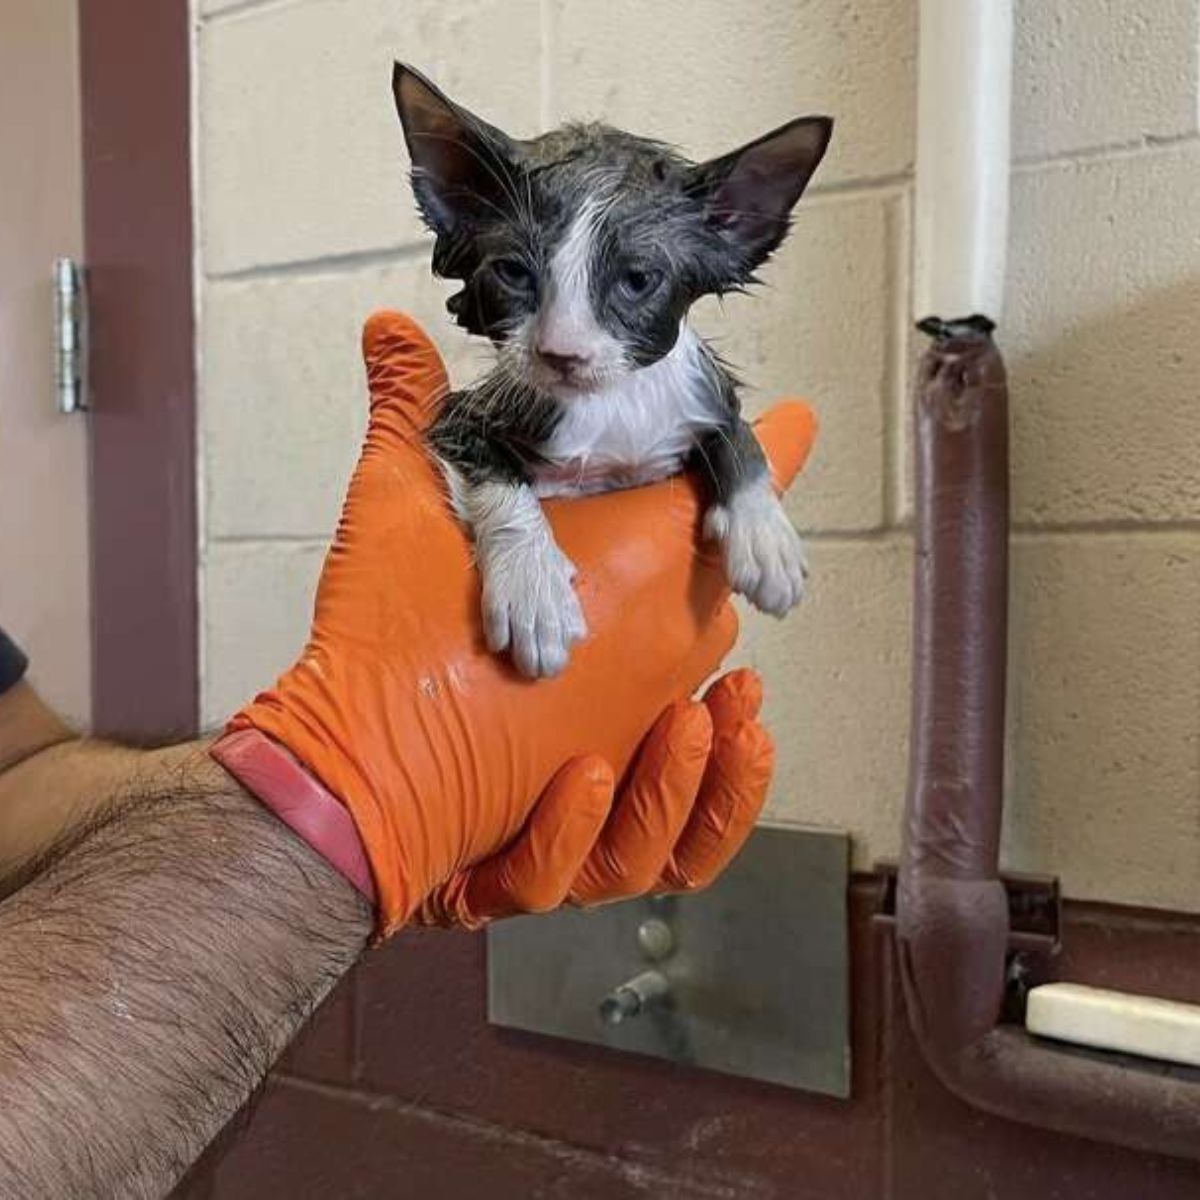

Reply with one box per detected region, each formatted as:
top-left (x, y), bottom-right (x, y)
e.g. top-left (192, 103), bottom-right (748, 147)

top-left (457, 755), bottom-right (614, 922)
top-left (751, 401), bottom-right (818, 496)
top-left (360, 310), bottom-right (450, 439)
top-left (658, 715), bottom-right (774, 892)
top-left (703, 667), bottom-right (764, 727)
top-left (570, 702), bottom-right (712, 906)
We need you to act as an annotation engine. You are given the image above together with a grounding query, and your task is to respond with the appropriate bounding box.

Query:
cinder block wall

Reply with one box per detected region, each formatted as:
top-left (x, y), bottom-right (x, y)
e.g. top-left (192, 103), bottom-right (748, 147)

top-left (194, 0), bottom-right (1200, 913)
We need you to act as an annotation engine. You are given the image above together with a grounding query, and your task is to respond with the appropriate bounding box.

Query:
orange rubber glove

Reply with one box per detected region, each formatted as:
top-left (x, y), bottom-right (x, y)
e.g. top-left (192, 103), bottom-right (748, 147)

top-left (217, 312), bottom-right (816, 937)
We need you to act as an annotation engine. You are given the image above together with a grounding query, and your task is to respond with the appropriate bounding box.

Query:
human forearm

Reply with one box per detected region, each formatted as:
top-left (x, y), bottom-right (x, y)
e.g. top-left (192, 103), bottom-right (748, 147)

top-left (0, 680), bottom-right (97, 896)
top-left (0, 735), bottom-right (150, 895)
top-left (0, 745), bottom-right (370, 1198)
top-left (0, 680), bottom-right (73, 774)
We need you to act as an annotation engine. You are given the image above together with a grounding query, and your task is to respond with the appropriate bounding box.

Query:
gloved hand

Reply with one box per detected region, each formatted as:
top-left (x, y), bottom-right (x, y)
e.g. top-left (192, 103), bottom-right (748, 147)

top-left (216, 312), bottom-right (816, 936)
top-left (415, 667), bottom-right (771, 927)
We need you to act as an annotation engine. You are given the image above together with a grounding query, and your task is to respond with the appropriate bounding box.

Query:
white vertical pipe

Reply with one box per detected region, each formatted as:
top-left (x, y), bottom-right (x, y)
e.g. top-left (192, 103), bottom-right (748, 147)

top-left (913, 0), bottom-right (1014, 323)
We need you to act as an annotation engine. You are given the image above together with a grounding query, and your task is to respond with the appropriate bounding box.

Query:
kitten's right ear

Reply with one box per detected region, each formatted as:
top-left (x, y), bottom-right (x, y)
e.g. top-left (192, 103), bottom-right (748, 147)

top-left (687, 115), bottom-right (833, 273)
top-left (392, 62), bottom-right (519, 237)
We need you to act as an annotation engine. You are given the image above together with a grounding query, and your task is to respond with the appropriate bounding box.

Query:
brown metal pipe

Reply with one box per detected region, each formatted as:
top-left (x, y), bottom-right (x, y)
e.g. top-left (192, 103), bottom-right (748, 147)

top-left (896, 324), bottom-right (1200, 1159)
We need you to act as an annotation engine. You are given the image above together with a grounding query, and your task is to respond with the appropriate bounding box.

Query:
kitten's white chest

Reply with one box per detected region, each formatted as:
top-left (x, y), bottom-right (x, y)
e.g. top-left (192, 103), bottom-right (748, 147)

top-left (532, 328), bottom-right (722, 498)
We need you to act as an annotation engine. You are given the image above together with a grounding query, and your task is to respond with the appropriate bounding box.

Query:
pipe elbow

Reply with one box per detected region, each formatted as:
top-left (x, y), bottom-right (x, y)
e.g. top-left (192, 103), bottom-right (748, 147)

top-left (897, 873), bottom-right (1009, 1053)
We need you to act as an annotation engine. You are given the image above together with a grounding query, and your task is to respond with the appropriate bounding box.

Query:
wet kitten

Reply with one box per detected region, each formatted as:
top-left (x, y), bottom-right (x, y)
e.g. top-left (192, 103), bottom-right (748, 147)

top-left (393, 63), bottom-right (832, 678)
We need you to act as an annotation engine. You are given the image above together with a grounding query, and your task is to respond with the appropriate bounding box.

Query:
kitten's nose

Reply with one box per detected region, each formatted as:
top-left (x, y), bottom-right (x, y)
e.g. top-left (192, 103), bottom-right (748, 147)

top-left (536, 347), bottom-right (592, 379)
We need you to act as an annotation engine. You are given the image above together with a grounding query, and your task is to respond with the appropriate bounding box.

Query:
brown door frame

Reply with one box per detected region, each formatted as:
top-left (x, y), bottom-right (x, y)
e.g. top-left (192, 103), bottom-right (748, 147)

top-left (79, 0), bottom-right (198, 741)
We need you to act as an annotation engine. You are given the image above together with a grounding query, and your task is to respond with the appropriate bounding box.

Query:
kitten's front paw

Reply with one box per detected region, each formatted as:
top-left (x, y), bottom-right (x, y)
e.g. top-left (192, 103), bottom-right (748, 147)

top-left (482, 537), bottom-right (588, 678)
top-left (705, 483), bottom-right (808, 617)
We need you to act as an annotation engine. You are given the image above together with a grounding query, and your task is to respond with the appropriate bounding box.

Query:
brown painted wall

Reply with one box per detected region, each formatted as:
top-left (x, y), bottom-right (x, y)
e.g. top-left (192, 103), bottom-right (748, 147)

top-left (176, 885), bottom-right (1200, 1199)
top-left (80, 0), bottom-right (198, 742)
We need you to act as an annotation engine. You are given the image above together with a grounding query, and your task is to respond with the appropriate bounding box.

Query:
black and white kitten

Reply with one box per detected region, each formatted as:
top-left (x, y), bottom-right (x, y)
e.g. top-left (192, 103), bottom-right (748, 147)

top-left (393, 64), bottom-right (832, 678)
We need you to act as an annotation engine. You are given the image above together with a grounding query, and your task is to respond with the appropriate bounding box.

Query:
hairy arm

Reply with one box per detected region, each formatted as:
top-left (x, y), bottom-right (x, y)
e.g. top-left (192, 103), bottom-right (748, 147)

top-left (0, 743), bottom-right (370, 1199)
top-left (0, 681), bottom-right (73, 775)
top-left (0, 737), bottom-right (145, 898)
top-left (0, 680), bottom-right (190, 898)
top-left (0, 678), bottom-right (133, 895)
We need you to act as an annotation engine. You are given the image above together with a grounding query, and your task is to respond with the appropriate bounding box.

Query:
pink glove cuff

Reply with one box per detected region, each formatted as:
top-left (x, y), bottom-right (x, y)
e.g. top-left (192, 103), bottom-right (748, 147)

top-left (211, 728), bottom-right (377, 907)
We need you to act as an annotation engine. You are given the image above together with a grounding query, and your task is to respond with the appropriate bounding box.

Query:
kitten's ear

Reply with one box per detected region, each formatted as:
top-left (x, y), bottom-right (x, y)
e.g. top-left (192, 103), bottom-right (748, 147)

top-left (392, 62), bottom-right (519, 236)
top-left (688, 116), bottom-right (833, 269)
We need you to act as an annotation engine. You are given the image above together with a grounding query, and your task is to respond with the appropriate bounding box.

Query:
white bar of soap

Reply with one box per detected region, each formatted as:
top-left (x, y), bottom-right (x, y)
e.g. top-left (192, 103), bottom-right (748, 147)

top-left (1027, 983), bottom-right (1200, 1068)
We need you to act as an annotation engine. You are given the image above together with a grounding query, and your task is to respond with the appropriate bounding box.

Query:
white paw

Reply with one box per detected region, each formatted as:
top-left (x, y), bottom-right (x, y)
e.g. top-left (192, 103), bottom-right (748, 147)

top-left (705, 482), bottom-right (808, 617)
top-left (482, 536), bottom-right (587, 678)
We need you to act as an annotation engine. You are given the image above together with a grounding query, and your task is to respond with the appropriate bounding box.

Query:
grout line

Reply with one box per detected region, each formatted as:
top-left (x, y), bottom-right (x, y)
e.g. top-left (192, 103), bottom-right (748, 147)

top-left (790, 130), bottom-right (1196, 209)
top-left (880, 910), bottom-right (898, 1200)
top-left (207, 529), bottom-right (912, 548)
top-left (806, 528), bottom-right (909, 545)
top-left (894, 184), bottom-right (916, 525)
top-left (205, 522), bottom-right (1200, 554)
top-left (879, 185), bottom-right (912, 529)
top-left (188, 0), bottom-right (210, 717)
top-left (346, 971), bottom-right (363, 1088)
top-left (1012, 520), bottom-right (1200, 538)
top-left (206, 535), bottom-right (330, 554)
top-left (1013, 129), bottom-right (1200, 174)
top-left (538, 0), bottom-right (554, 130)
top-left (799, 521), bottom-right (1200, 542)
top-left (207, 241), bottom-right (429, 284)
top-left (273, 1075), bottom-right (767, 1199)
top-left (806, 171), bottom-right (912, 206)
top-left (877, 253), bottom-right (897, 527)
top-left (199, 0), bottom-right (307, 24)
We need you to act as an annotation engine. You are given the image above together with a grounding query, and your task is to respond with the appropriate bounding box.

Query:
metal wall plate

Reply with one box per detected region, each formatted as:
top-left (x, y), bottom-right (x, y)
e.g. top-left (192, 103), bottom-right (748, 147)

top-left (487, 826), bottom-right (851, 1097)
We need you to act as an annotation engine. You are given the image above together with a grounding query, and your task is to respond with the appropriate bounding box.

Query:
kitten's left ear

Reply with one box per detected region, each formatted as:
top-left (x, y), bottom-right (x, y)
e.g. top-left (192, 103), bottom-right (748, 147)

top-left (688, 116), bottom-right (833, 269)
top-left (392, 62), bottom-right (520, 239)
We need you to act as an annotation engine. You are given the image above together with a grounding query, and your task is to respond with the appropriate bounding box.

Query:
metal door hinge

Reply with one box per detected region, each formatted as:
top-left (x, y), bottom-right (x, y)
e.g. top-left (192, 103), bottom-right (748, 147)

top-left (53, 258), bottom-right (88, 413)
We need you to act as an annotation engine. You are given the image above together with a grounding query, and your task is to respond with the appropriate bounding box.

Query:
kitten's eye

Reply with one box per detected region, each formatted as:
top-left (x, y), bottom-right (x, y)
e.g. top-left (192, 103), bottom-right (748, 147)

top-left (618, 266), bottom-right (663, 301)
top-left (491, 257), bottom-right (536, 293)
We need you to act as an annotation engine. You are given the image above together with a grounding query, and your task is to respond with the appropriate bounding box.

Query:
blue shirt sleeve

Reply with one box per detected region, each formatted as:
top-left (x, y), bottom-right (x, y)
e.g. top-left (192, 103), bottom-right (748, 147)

top-left (0, 626), bottom-right (29, 696)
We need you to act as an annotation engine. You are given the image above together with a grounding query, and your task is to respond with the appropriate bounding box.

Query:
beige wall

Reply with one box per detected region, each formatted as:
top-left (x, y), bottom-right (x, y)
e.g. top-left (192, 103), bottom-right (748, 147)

top-left (193, 0), bottom-right (1200, 912)
top-left (0, 0), bottom-right (90, 725)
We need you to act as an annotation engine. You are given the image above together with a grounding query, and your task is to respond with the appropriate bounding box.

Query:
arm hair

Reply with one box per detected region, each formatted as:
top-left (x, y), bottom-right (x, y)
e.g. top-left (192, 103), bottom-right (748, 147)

top-left (0, 744), bottom-right (370, 1199)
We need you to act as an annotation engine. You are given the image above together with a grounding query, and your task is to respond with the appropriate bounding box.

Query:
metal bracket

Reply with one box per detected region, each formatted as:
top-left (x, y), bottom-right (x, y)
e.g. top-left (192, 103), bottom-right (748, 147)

top-left (872, 861), bottom-right (1062, 956)
top-left (53, 258), bottom-right (88, 413)
top-left (488, 826), bottom-right (851, 1097)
